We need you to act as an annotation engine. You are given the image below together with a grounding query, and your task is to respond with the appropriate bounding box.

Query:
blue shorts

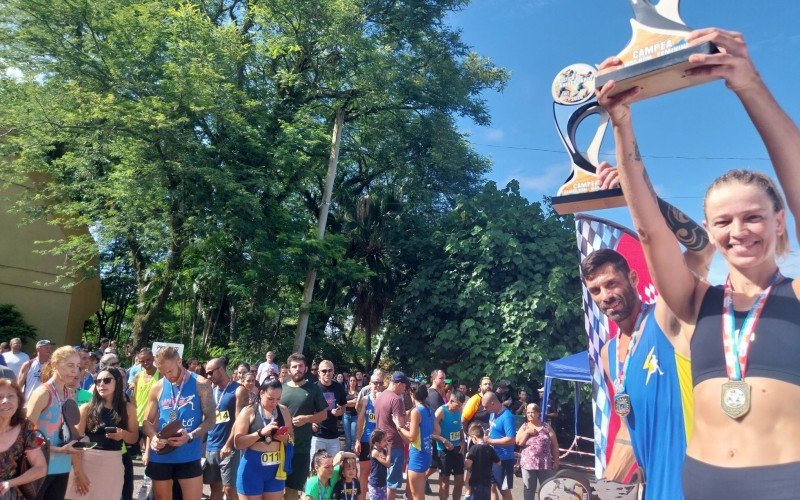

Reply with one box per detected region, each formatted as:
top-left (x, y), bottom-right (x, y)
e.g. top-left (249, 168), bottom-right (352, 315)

top-left (387, 447), bottom-right (405, 490)
top-left (236, 449), bottom-right (285, 495)
top-left (491, 459), bottom-right (515, 491)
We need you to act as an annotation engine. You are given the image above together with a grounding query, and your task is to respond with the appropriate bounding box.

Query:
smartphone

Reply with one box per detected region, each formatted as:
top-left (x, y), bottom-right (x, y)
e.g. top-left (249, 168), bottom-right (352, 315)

top-left (73, 442), bottom-right (98, 449)
top-left (104, 427), bottom-right (117, 435)
top-left (274, 426), bottom-right (290, 436)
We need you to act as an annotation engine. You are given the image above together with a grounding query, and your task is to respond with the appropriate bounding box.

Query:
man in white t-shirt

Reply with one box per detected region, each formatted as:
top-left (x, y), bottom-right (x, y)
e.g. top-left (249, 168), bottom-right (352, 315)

top-left (2, 338), bottom-right (29, 377)
top-left (255, 350), bottom-right (280, 384)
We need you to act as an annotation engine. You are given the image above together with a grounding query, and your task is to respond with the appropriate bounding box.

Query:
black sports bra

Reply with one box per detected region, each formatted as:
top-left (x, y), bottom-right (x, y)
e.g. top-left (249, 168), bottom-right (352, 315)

top-left (692, 278), bottom-right (800, 387)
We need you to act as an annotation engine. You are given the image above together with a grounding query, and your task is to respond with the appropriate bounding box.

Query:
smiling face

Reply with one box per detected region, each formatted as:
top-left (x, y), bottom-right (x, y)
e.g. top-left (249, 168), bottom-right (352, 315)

top-left (584, 263), bottom-right (640, 324)
top-left (705, 182), bottom-right (785, 271)
top-left (243, 373), bottom-right (256, 392)
top-left (0, 385), bottom-right (19, 420)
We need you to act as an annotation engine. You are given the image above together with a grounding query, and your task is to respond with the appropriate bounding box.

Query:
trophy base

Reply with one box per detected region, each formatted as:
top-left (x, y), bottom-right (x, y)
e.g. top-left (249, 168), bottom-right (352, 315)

top-left (595, 42), bottom-right (718, 102)
top-left (552, 188), bottom-right (625, 215)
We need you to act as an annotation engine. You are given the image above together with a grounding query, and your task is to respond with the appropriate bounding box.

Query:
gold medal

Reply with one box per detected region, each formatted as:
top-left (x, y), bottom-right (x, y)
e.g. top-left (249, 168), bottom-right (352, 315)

top-left (721, 380), bottom-right (750, 419)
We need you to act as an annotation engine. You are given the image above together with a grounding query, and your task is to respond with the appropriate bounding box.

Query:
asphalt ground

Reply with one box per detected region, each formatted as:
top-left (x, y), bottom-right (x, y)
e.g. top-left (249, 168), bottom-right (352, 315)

top-left (131, 456), bottom-right (530, 499)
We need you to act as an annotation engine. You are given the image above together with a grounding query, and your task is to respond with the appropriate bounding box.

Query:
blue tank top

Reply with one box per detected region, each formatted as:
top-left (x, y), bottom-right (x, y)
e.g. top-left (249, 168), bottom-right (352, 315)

top-left (361, 393), bottom-right (377, 443)
top-left (608, 308), bottom-right (692, 500)
top-left (37, 383), bottom-right (72, 474)
top-left (207, 380), bottom-right (240, 452)
top-left (408, 404), bottom-right (434, 471)
top-left (150, 371), bottom-right (203, 463)
top-left (436, 405), bottom-right (462, 452)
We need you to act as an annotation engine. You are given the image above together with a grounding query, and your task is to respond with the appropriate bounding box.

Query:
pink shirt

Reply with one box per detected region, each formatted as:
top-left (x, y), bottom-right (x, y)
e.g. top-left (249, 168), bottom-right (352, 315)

top-left (519, 423), bottom-right (555, 471)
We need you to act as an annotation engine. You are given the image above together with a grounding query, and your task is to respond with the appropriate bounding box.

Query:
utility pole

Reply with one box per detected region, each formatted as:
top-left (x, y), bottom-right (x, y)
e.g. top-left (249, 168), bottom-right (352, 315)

top-left (293, 108), bottom-right (345, 353)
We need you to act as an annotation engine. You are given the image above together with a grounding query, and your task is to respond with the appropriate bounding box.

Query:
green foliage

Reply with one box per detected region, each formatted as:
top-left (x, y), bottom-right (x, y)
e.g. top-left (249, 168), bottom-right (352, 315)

top-left (0, 304), bottom-right (37, 343)
top-left (390, 181), bottom-right (585, 391)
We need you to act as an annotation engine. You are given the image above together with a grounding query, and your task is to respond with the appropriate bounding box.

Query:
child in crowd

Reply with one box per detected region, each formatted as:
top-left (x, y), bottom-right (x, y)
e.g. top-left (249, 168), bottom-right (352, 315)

top-left (464, 423), bottom-right (500, 500)
top-left (332, 456), bottom-right (361, 500)
top-left (304, 449), bottom-right (358, 500)
top-left (368, 429), bottom-right (390, 500)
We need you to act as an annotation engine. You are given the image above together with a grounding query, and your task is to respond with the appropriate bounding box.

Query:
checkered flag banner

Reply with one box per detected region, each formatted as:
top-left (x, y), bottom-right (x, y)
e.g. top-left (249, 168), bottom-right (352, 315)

top-left (575, 214), bottom-right (657, 478)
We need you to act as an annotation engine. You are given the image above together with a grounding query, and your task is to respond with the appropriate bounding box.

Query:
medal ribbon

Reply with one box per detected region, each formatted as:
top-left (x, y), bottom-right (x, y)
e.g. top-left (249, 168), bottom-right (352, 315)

top-left (170, 369), bottom-right (188, 416)
top-left (722, 272), bottom-right (782, 380)
top-left (214, 381), bottom-right (232, 410)
top-left (614, 303), bottom-right (652, 393)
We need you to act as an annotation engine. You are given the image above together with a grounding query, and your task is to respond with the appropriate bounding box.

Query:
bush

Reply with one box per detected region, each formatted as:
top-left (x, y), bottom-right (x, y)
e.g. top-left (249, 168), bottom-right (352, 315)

top-left (0, 304), bottom-right (37, 343)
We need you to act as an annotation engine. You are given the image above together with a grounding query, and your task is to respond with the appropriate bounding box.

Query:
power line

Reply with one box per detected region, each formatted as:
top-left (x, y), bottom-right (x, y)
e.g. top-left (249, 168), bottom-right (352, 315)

top-left (470, 142), bottom-right (771, 162)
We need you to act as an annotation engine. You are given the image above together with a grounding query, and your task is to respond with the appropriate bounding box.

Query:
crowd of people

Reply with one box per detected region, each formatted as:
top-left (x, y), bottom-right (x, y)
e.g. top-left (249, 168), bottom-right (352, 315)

top-left (0, 336), bottom-right (562, 500)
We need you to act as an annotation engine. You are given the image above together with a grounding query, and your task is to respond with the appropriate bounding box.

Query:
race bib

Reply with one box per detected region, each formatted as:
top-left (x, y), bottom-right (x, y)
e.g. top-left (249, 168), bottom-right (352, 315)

top-left (368, 413), bottom-right (376, 422)
top-left (449, 431), bottom-right (460, 441)
top-left (260, 451), bottom-right (280, 466)
top-left (215, 410), bottom-right (230, 424)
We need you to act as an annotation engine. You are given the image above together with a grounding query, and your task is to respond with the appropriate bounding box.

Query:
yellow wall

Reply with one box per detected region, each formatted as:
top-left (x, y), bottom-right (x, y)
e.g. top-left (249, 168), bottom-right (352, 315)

top-left (0, 181), bottom-right (101, 351)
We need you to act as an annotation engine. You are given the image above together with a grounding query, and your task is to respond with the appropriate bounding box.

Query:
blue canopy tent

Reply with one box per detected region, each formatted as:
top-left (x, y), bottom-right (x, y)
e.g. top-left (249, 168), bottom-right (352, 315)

top-left (541, 350), bottom-right (591, 435)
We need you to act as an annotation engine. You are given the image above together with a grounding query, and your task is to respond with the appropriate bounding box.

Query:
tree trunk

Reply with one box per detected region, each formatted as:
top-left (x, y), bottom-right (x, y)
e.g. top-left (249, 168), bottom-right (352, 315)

top-left (294, 108), bottom-right (345, 353)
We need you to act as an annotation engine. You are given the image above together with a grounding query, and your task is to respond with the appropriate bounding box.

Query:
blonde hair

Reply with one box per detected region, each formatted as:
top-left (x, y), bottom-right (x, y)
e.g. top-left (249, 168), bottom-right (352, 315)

top-left (41, 346), bottom-right (78, 382)
top-left (154, 346), bottom-right (181, 367)
top-left (704, 169), bottom-right (789, 256)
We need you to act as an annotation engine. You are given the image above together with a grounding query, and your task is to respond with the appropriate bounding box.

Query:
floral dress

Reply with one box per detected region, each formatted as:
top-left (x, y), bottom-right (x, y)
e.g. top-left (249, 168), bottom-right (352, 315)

top-left (519, 423), bottom-right (554, 471)
top-left (0, 420), bottom-right (42, 500)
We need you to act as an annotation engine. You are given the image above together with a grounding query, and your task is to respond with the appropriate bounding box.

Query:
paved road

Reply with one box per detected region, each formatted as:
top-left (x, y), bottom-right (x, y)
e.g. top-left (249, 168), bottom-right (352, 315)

top-left (132, 457), bottom-right (528, 499)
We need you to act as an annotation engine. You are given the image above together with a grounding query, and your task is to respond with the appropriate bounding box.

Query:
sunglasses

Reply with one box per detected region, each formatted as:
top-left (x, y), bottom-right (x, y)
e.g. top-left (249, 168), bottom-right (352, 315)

top-left (319, 369), bottom-right (333, 374)
top-left (95, 377), bottom-right (114, 386)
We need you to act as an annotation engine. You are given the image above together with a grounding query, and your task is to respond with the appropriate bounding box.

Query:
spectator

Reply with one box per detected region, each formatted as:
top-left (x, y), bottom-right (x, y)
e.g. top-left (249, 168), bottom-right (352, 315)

top-left (232, 379), bottom-right (294, 499)
top-left (537, 388), bottom-right (558, 421)
top-left (2, 338), bottom-right (29, 377)
top-left (0, 379), bottom-right (47, 497)
top-left (25, 346), bottom-right (82, 499)
top-left (463, 423), bottom-right (500, 500)
top-left (355, 372), bottom-right (384, 498)
top-left (256, 351), bottom-right (280, 385)
top-left (342, 376), bottom-right (359, 453)
top-left (354, 371), bottom-right (363, 390)
top-left (496, 381), bottom-right (513, 408)
top-left (512, 389), bottom-right (530, 416)
top-left (278, 364), bottom-right (290, 383)
top-left (302, 450), bottom-right (357, 500)
top-left (368, 429), bottom-right (391, 500)
top-left (94, 339), bottom-right (109, 359)
top-left (73, 366), bottom-right (138, 499)
top-left (279, 353), bottom-right (328, 500)
top-left (18, 340), bottom-right (53, 402)
top-left (482, 391), bottom-right (516, 499)
top-left (332, 456), bottom-right (361, 500)
top-left (308, 360), bottom-right (319, 384)
top-left (242, 372), bottom-right (259, 405)
top-left (0, 343), bottom-right (8, 355)
top-left (398, 384), bottom-right (435, 500)
top-left (373, 371), bottom-right (409, 500)
top-left (311, 360), bottom-right (347, 461)
top-left (234, 363), bottom-right (251, 383)
top-left (516, 403), bottom-right (559, 500)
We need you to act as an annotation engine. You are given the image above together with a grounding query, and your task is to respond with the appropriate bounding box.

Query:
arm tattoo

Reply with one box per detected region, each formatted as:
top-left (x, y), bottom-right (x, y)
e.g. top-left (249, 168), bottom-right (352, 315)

top-left (656, 197), bottom-right (710, 251)
top-left (195, 380), bottom-right (218, 438)
top-left (633, 140), bottom-right (642, 161)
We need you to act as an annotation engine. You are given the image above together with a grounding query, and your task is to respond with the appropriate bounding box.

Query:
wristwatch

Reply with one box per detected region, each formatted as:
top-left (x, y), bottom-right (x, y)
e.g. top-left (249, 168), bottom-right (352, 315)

top-left (187, 431), bottom-right (195, 443)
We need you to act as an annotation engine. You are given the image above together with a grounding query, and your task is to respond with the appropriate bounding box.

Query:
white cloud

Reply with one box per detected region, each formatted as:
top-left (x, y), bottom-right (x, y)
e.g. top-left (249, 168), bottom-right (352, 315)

top-left (508, 162), bottom-right (570, 193)
top-left (483, 128), bottom-right (505, 141)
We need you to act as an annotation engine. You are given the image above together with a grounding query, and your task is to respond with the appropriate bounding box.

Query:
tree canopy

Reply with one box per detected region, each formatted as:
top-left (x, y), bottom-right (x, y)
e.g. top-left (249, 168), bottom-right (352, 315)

top-left (0, 0), bottom-right (587, 396)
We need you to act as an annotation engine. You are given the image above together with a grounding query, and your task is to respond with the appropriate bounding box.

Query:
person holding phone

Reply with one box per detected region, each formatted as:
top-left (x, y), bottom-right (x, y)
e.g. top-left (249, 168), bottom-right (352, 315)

top-left (310, 361), bottom-right (347, 464)
top-left (71, 367), bottom-right (138, 499)
top-left (232, 379), bottom-right (294, 499)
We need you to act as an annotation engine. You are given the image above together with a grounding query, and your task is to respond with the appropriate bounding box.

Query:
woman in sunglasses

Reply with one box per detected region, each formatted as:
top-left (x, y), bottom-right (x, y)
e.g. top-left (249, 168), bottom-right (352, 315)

top-left (71, 367), bottom-right (138, 499)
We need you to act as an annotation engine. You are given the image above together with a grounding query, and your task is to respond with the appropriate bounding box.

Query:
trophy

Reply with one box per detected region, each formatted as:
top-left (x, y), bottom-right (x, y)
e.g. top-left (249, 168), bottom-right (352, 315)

top-left (550, 64), bottom-right (623, 215)
top-left (594, 0), bottom-right (719, 101)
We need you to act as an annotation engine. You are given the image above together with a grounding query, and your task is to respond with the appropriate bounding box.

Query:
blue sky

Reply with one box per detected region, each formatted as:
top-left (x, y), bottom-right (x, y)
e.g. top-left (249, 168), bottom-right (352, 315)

top-left (449, 1), bottom-right (800, 283)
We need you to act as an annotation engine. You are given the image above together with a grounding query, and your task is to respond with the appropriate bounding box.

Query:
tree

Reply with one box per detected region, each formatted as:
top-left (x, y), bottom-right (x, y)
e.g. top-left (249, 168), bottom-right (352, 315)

top-left (390, 181), bottom-right (586, 389)
top-left (0, 304), bottom-right (37, 343)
